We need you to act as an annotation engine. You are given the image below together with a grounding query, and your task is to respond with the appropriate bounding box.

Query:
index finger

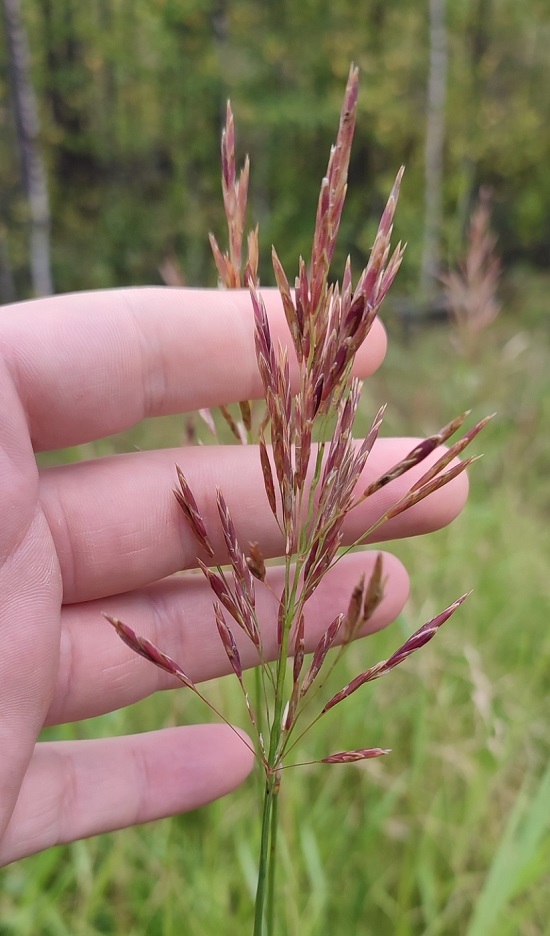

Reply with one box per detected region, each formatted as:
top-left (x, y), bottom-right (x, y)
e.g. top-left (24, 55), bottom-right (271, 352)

top-left (0, 288), bottom-right (387, 452)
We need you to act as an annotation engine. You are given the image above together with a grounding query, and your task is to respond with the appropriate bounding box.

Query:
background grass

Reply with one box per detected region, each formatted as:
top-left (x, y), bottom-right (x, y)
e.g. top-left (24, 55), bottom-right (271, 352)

top-left (1, 279), bottom-right (550, 935)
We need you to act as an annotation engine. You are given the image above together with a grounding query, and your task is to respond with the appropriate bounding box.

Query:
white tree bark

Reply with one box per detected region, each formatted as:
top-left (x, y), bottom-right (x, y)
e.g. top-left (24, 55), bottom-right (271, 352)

top-left (0, 229), bottom-right (16, 304)
top-left (3, 0), bottom-right (53, 296)
top-left (420, 0), bottom-right (448, 295)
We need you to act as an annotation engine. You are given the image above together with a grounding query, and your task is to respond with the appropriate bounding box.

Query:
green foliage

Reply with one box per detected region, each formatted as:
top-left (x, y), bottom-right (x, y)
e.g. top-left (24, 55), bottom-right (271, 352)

top-left (1, 0), bottom-right (549, 297)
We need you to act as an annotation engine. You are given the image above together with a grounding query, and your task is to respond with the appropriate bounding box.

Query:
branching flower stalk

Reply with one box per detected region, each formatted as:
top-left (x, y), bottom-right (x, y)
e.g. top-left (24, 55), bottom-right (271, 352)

top-left (442, 186), bottom-right (502, 357)
top-left (106, 66), bottom-right (488, 935)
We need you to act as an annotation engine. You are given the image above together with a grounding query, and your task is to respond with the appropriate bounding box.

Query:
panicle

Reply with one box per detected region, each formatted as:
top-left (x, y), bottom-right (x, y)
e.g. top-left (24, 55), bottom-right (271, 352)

top-left (272, 245), bottom-right (303, 364)
top-left (342, 553), bottom-right (384, 644)
top-left (210, 101), bottom-right (257, 288)
top-left (214, 602), bottom-right (244, 682)
top-left (219, 404), bottom-right (247, 444)
top-left (216, 487), bottom-right (255, 604)
top-left (321, 379), bottom-right (362, 488)
top-left (361, 553), bottom-right (385, 625)
top-left (410, 414), bottom-right (494, 492)
top-left (342, 572), bottom-right (365, 642)
top-left (385, 457), bottom-right (477, 521)
top-left (197, 559), bottom-right (248, 633)
top-left (104, 66), bottom-right (489, 812)
top-left (265, 166), bottom-right (405, 433)
top-left (321, 748), bottom-right (391, 764)
top-left (259, 432), bottom-right (277, 516)
top-left (300, 613), bottom-right (344, 698)
top-left (310, 65), bottom-right (359, 310)
top-left (362, 411), bottom-right (471, 498)
top-left (104, 615), bottom-right (196, 690)
top-left (443, 186), bottom-right (501, 347)
top-left (174, 466), bottom-right (215, 558)
top-left (322, 593), bottom-right (470, 714)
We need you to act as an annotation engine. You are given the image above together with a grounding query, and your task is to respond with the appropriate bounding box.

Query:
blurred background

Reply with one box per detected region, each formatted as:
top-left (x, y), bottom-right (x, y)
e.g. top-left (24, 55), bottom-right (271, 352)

top-left (1, 1), bottom-right (550, 934)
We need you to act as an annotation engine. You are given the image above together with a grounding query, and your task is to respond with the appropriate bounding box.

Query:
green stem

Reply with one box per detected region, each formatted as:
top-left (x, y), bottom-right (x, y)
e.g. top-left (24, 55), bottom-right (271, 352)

top-left (266, 776), bottom-right (280, 935)
top-left (254, 776), bottom-right (275, 936)
top-left (269, 559), bottom-right (300, 763)
top-left (255, 665), bottom-right (264, 741)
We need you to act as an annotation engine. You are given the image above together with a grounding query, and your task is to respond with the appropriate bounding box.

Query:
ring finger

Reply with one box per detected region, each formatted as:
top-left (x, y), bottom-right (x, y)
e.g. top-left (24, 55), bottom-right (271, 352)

top-left (48, 550), bottom-right (410, 725)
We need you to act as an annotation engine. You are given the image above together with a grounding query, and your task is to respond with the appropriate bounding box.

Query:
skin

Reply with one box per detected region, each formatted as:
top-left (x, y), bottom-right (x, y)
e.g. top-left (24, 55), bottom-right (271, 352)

top-left (0, 287), bottom-right (468, 866)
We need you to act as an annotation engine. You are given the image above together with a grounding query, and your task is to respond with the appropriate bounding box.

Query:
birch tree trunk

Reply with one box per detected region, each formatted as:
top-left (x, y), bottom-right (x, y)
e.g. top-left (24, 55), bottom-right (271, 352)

top-left (3, 0), bottom-right (53, 296)
top-left (420, 0), bottom-right (447, 295)
top-left (0, 229), bottom-right (16, 304)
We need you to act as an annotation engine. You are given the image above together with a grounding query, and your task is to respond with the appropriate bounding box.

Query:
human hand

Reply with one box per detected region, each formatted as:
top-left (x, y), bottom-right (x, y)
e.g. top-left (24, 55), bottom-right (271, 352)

top-left (0, 287), bottom-right (467, 866)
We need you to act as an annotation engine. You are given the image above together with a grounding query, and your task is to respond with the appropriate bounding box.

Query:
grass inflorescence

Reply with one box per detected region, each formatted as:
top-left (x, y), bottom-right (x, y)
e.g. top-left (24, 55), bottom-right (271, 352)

top-left (106, 66), bottom-right (488, 934)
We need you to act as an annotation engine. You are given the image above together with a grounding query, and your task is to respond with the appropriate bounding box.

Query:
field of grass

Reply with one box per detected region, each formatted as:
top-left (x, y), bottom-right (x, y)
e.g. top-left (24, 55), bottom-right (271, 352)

top-left (2, 278), bottom-right (550, 935)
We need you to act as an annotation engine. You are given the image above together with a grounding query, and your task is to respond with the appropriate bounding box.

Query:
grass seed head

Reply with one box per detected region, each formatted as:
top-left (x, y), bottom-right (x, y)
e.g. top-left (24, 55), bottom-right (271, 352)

top-left (173, 465), bottom-right (214, 558)
top-left (104, 615), bottom-right (196, 690)
top-left (214, 602), bottom-right (244, 682)
top-left (321, 748), bottom-right (391, 764)
top-left (300, 613), bottom-right (344, 698)
top-left (322, 593), bottom-right (470, 714)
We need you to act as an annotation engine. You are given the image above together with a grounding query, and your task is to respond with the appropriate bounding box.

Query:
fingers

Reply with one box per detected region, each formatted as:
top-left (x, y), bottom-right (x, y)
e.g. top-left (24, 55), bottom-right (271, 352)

top-left (0, 725), bottom-right (254, 866)
top-left (0, 288), bottom-right (386, 451)
top-left (48, 550), bottom-right (409, 725)
top-left (41, 440), bottom-right (468, 604)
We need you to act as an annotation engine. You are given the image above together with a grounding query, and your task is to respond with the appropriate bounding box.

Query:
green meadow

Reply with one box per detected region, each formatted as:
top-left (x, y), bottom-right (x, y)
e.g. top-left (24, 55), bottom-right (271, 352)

top-left (2, 274), bottom-right (549, 936)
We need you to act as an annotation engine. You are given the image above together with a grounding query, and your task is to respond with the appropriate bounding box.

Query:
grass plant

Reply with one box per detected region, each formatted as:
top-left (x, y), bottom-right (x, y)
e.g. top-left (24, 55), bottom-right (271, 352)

top-left (103, 67), bottom-right (486, 934)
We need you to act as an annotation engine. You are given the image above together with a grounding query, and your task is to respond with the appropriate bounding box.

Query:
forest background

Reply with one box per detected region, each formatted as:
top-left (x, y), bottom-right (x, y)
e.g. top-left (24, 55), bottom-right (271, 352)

top-left (1, 0), bottom-right (549, 297)
top-left (1, 2), bottom-right (550, 935)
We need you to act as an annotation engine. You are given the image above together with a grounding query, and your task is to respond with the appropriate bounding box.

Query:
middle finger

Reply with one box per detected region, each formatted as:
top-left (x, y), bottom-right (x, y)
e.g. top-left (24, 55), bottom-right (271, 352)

top-left (41, 440), bottom-right (468, 604)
